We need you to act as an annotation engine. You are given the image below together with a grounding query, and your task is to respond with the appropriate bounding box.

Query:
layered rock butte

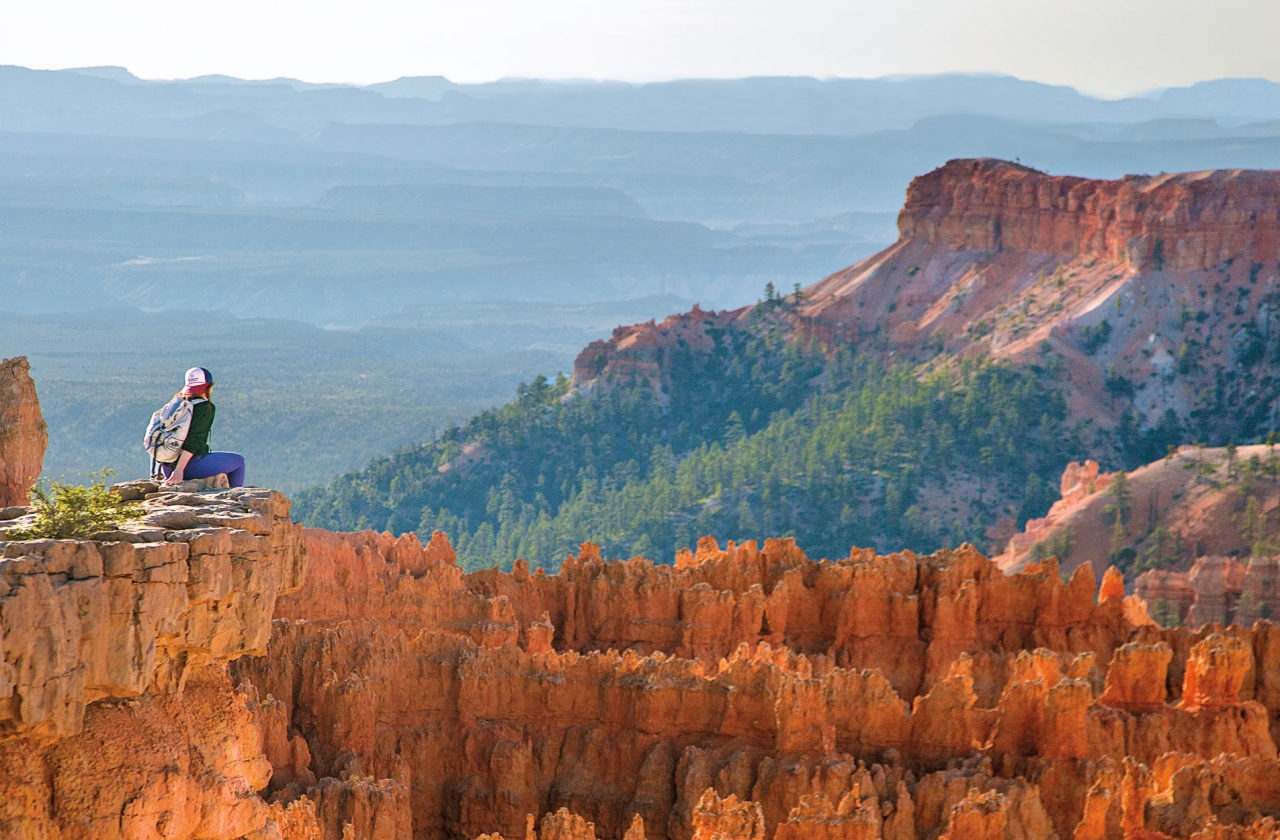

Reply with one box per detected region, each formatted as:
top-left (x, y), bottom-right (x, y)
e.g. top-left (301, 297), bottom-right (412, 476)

top-left (573, 159), bottom-right (1280, 432)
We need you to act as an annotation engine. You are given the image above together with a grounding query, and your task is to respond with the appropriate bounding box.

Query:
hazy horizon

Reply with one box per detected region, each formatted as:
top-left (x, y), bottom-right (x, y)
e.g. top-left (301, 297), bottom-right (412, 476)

top-left (30, 66), bottom-right (1270, 102)
top-left (5, 0), bottom-right (1277, 98)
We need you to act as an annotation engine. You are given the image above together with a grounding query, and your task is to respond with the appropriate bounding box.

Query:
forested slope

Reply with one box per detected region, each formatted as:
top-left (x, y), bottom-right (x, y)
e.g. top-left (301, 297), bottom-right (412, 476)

top-left (297, 299), bottom-right (1081, 568)
top-left (300, 157), bottom-right (1280, 569)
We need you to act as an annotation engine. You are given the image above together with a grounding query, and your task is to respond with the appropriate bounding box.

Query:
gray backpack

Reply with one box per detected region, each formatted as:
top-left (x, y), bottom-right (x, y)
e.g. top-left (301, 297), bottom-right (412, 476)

top-left (143, 397), bottom-right (205, 476)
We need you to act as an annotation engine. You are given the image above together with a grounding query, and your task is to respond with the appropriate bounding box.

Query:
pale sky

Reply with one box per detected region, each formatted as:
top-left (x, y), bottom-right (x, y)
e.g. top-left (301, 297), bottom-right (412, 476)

top-left (2, 0), bottom-right (1277, 97)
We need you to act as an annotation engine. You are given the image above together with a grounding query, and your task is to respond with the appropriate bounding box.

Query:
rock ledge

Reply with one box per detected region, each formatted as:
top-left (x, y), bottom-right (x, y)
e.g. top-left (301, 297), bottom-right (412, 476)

top-left (0, 483), bottom-right (305, 743)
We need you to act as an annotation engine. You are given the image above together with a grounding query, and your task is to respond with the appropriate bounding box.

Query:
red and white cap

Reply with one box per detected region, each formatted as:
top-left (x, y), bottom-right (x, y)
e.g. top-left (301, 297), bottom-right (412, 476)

top-left (184, 367), bottom-right (214, 391)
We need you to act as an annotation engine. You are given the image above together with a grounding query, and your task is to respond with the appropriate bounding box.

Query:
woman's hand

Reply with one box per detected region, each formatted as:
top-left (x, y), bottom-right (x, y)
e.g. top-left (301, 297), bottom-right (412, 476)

top-left (164, 451), bottom-right (194, 485)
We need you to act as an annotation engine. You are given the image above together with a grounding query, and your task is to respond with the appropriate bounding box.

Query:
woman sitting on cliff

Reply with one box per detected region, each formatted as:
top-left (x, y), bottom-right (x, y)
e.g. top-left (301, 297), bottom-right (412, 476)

top-left (161, 367), bottom-right (247, 488)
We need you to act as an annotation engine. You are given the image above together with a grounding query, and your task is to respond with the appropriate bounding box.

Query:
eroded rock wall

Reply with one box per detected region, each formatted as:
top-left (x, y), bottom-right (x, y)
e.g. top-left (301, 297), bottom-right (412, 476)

top-left (0, 486), bottom-right (308, 840)
top-left (896, 159), bottom-right (1280, 273)
top-left (235, 529), bottom-right (1280, 840)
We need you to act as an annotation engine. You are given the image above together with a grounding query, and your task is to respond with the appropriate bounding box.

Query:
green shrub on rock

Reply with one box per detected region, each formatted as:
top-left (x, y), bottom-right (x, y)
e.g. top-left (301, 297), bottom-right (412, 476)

top-left (6, 470), bottom-right (142, 540)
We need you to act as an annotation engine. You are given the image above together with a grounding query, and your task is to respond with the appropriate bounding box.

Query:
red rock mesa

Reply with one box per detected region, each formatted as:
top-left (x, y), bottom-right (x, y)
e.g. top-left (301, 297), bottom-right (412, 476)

top-left (575, 160), bottom-right (1280, 437)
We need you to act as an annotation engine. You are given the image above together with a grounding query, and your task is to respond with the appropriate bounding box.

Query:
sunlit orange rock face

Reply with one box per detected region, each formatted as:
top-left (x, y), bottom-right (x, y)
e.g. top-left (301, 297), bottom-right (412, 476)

top-left (895, 159), bottom-right (1280, 272)
top-left (233, 529), bottom-right (1280, 840)
top-left (0, 488), bottom-right (309, 840)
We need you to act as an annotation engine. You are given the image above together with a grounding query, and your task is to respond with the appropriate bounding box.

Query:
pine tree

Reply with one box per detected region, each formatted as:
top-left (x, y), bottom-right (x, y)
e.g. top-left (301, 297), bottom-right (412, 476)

top-left (1104, 471), bottom-right (1132, 558)
top-left (1238, 494), bottom-right (1277, 557)
top-left (1150, 598), bottom-right (1182, 629)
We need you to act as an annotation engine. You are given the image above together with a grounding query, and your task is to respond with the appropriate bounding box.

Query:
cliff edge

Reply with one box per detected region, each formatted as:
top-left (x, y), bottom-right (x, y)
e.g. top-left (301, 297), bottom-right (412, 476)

top-left (0, 483), bottom-right (308, 839)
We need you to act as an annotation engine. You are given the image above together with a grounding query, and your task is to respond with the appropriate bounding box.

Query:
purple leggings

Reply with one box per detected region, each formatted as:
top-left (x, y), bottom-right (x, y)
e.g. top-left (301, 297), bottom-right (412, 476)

top-left (161, 452), bottom-right (246, 488)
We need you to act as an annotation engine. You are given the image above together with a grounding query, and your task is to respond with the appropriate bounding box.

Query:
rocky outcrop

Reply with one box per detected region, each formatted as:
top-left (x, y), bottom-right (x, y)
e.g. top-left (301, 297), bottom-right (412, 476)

top-left (0, 484), bottom-right (305, 742)
top-left (234, 529), bottom-right (1280, 840)
top-left (0, 485), bottom-right (308, 840)
top-left (894, 159), bottom-right (1280, 272)
top-left (996, 459), bottom-right (1113, 573)
top-left (995, 444), bottom-right (1280, 581)
top-left (1135, 555), bottom-right (1280, 629)
top-left (570, 306), bottom-right (738, 403)
top-left (0, 356), bottom-right (47, 508)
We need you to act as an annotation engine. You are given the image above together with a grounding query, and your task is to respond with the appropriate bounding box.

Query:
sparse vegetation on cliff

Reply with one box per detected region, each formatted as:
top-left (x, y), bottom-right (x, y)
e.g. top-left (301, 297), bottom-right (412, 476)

top-left (6, 470), bottom-right (141, 540)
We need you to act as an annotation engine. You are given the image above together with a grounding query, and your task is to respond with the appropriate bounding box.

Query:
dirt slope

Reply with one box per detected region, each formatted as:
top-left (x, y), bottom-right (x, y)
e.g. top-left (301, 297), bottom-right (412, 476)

top-left (995, 444), bottom-right (1280, 576)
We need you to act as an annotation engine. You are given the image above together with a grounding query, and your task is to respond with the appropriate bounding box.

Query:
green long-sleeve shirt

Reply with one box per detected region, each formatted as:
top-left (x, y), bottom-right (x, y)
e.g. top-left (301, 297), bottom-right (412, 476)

top-left (182, 400), bottom-right (215, 456)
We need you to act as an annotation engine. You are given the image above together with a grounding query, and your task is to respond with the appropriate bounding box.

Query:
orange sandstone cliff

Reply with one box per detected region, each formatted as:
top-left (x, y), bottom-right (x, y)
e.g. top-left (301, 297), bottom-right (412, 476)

top-left (231, 528), bottom-right (1280, 840)
top-left (0, 482), bottom-right (308, 839)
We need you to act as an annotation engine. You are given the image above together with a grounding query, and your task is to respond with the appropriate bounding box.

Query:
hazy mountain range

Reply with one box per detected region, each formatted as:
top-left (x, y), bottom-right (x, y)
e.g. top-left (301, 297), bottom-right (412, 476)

top-left (9, 68), bottom-right (1280, 320)
top-left (8, 66), bottom-right (1280, 489)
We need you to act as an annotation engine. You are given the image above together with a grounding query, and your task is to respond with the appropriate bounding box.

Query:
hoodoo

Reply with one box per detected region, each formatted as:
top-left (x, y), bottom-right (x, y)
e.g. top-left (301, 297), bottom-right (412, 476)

top-left (0, 356), bottom-right (47, 508)
top-left (231, 528), bottom-right (1280, 840)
